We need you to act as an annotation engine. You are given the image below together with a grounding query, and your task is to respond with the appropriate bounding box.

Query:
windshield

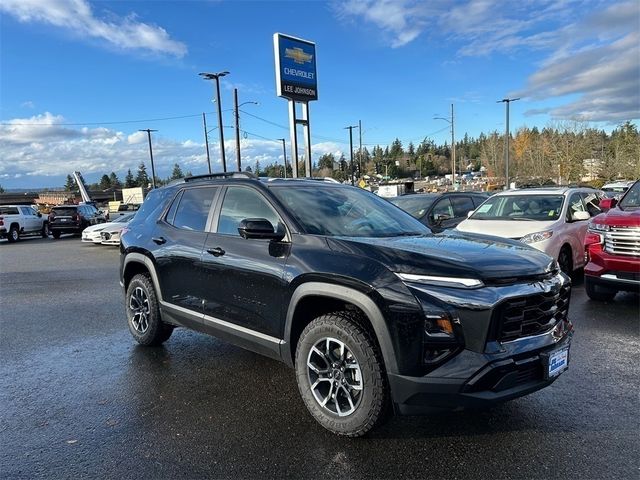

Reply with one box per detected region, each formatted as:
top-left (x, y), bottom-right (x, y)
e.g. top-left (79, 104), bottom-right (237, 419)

top-left (114, 213), bottom-right (135, 223)
top-left (388, 195), bottom-right (437, 219)
top-left (470, 194), bottom-right (564, 221)
top-left (618, 182), bottom-right (640, 209)
top-left (270, 185), bottom-right (430, 237)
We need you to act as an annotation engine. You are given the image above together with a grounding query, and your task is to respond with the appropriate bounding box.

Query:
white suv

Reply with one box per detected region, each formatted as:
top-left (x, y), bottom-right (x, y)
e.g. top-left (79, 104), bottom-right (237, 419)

top-left (456, 187), bottom-right (604, 274)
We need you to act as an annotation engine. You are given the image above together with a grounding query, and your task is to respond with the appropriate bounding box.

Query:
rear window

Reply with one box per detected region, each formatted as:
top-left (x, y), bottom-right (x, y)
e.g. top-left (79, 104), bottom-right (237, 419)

top-left (129, 188), bottom-right (174, 228)
top-left (0, 207), bottom-right (19, 215)
top-left (51, 207), bottom-right (78, 216)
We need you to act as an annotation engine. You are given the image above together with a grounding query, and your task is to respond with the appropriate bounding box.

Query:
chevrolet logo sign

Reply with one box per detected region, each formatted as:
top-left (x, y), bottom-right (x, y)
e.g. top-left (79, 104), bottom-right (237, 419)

top-left (285, 47), bottom-right (313, 65)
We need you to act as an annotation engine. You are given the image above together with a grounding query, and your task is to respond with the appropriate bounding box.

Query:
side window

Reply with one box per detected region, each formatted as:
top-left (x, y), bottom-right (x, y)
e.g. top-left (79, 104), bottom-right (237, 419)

top-left (19, 207), bottom-right (31, 216)
top-left (430, 198), bottom-right (453, 222)
top-left (171, 187), bottom-right (217, 231)
top-left (450, 196), bottom-right (475, 217)
top-left (566, 192), bottom-right (585, 221)
top-left (581, 192), bottom-right (602, 217)
top-left (472, 196), bottom-right (486, 208)
top-left (217, 187), bottom-right (282, 236)
top-left (164, 191), bottom-right (183, 225)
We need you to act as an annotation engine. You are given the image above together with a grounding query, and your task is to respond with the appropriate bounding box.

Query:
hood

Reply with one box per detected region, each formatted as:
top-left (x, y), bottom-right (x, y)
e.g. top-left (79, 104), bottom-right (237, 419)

top-left (327, 231), bottom-right (556, 281)
top-left (83, 222), bottom-right (112, 233)
top-left (595, 207), bottom-right (640, 227)
top-left (456, 219), bottom-right (556, 239)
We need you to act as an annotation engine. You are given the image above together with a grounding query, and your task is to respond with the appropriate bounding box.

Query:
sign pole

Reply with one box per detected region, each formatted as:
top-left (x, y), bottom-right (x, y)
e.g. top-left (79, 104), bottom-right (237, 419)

top-left (288, 100), bottom-right (299, 178)
top-left (301, 102), bottom-right (312, 177)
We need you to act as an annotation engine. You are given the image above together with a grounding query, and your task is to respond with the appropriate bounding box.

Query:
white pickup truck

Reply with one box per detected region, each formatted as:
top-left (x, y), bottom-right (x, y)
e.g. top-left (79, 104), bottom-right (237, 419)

top-left (0, 205), bottom-right (49, 242)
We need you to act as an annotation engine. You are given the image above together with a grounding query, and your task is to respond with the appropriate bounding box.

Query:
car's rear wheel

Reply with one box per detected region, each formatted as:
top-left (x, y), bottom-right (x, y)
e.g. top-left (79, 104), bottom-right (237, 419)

top-left (295, 312), bottom-right (388, 437)
top-left (558, 245), bottom-right (573, 275)
top-left (585, 276), bottom-right (617, 302)
top-left (51, 231), bottom-right (61, 239)
top-left (7, 226), bottom-right (19, 243)
top-left (125, 273), bottom-right (173, 345)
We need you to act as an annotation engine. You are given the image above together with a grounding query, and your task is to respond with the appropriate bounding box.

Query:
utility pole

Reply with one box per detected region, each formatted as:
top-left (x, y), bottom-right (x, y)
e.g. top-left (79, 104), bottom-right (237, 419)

top-left (358, 119), bottom-right (363, 175)
top-left (277, 138), bottom-right (288, 178)
top-left (139, 129), bottom-right (157, 189)
top-left (497, 97), bottom-right (520, 189)
top-left (199, 71), bottom-right (229, 172)
top-left (344, 125), bottom-right (358, 186)
top-left (234, 88), bottom-right (241, 172)
top-left (202, 113), bottom-right (211, 174)
top-left (434, 105), bottom-right (456, 189)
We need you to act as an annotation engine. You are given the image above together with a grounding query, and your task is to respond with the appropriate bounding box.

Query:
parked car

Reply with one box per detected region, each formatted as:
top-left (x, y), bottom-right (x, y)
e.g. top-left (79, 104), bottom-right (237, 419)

top-left (81, 213), bottom-right (134, 244)
top-left (0, 205), bottom-right (49, 242)
top-left (389, 192), bottom-right (490, 232)
top-left (120, 173), bottom-right (573, 437)
top-left (584, 180), bottom-right (640, 300)
top-left (456, 187), bottom-right (604, 274)
top-left (49, 204), bottom-right (106, 239)
top-left (601, 180), bottom-right (635, 199)
top-left (100, 214), bottom-right (135, 245)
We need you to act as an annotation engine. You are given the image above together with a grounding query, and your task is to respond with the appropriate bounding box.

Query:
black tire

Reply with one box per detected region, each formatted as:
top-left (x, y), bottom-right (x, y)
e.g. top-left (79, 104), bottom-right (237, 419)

top-left (585, 276), bottom-right (617, 302)
top-left (295, 311), bottom-right (388, 437)
top-left (125, 273), bottom-right (173, 346)
top-left (41, 222), bottom-right (49, 238)
top-left (7, 226), bottom-right (19, 243)
top-left (52, 231), bottom-right (61, 239)
top-left (558, 246), bottom-right (573, 275)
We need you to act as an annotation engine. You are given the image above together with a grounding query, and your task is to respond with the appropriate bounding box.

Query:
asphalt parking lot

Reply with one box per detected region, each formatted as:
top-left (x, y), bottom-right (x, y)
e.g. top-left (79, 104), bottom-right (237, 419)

top-left (1, 236), bottom-right (638, 479)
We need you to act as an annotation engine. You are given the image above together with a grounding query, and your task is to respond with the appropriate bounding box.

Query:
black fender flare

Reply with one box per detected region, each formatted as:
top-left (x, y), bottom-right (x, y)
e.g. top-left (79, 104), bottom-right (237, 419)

top-left (281, 282), bottom-right (399, 374)
top-left (122, 252), bottom-right (164, 302)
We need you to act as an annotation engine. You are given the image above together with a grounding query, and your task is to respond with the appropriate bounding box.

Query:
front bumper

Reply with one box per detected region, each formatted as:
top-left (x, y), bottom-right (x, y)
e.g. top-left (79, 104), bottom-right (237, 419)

top-left (389, 329), bottom-right (572, 414)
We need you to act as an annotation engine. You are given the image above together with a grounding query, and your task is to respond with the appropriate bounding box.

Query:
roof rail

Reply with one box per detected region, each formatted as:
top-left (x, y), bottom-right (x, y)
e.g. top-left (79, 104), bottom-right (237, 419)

top-left (184, 172), bottom-right (257, 182)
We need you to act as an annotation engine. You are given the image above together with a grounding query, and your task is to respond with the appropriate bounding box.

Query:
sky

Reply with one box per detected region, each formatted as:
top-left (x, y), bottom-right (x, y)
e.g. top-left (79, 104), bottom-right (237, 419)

top-left (0, 0), bottom-right (638, 189)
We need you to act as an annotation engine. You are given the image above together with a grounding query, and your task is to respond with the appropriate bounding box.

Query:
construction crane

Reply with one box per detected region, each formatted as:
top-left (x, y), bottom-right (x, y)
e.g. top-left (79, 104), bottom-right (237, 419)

top-left (72, 171), bottom-right (94, 205)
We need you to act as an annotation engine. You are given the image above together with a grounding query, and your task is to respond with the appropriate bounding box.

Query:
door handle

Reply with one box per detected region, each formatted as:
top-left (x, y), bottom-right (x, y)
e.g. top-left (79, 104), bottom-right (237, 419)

top-left (206, 247), bottom-right (225, 257)
top-left (152, 236), bottom-right (166, 245)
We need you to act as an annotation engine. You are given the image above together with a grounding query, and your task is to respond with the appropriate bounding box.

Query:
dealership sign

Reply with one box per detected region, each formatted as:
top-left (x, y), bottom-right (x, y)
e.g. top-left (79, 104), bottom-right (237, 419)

top-left (273, 33), bottom-right (318, 102)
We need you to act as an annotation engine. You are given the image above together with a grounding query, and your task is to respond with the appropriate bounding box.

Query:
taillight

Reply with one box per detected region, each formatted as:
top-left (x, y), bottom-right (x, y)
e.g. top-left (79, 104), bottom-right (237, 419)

top-left (0, 216), bottom-right (4, 226)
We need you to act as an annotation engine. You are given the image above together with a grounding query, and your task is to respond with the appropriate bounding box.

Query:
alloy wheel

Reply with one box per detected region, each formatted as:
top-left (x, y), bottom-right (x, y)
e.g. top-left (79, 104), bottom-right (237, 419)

top-left (306, 337), bottom-right (363, 417)
top-left (129, 286), bottom-right (150, 333)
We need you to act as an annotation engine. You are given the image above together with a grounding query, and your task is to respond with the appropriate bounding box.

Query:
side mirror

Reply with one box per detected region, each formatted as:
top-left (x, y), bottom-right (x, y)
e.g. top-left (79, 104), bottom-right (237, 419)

top-left (238, 218), bottom-right (285, 241)
top-left (598, 197), bottom-right (616, 211)
top-left (467, 210), bottom-right (474, 218)
top-left (572, 211), bottom-right (590, 221)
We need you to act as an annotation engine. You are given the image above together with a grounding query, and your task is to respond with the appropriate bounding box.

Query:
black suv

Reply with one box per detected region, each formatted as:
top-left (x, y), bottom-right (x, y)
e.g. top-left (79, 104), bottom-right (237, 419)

top-left (49, 204), bottom-right (106, 238)
top-left (120, 173), bottom-right (573, 436)
top-left (389, 192), bottom-right (490, 232)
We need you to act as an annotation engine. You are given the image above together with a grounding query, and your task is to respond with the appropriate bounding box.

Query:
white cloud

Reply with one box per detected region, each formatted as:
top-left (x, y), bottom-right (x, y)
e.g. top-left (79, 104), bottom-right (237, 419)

top-left (335, 0), bottom-right (640, 123)
top-left (0, 0), bottom-right (187, 57)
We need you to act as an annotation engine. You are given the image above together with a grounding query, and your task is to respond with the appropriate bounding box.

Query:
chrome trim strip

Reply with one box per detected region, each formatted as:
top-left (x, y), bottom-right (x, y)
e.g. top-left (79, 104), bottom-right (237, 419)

top-left (161, 300), bottom-right (284, 345)
top-left (601, 274), bottom-right (640, 285)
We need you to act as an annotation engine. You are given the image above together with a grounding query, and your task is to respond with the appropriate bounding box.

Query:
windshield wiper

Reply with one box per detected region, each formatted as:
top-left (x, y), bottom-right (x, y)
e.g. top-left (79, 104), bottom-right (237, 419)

top-left (510, 217), bottom-right (536, 221)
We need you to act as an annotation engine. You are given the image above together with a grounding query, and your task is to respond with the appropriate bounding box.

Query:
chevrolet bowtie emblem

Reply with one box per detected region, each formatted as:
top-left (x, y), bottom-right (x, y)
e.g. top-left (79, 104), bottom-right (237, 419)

top-left (285, 47), bottom-right (313, 65)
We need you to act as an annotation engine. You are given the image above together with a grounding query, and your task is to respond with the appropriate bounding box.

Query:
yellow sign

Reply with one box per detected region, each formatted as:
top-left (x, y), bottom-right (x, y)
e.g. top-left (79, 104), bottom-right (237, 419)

top-left (358, 179), bottom-right (366, 189)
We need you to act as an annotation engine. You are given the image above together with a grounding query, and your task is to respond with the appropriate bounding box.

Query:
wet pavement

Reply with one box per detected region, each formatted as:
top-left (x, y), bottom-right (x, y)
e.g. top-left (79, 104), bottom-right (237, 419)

top-left (1, 237), bottom-right (639, 479)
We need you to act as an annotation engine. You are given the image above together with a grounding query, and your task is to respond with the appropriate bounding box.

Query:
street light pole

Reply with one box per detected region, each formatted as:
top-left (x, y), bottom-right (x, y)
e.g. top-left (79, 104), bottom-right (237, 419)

top-left (497, 97), bottom-right (520, 189)
top-left (434, 104), bottom-right (455, 189)
top-left (233, 89), bottom-right (259, 173)
top-left (277, 138), bottom-right (288, 178)
top-left (139, 129), bottom-right (157, 189)
top-left (202, 113), bottom-right (211, 174)
top-left (344, 125), bottom-right (358, 186)
top-left (200, 71), bottom-right (229, 172)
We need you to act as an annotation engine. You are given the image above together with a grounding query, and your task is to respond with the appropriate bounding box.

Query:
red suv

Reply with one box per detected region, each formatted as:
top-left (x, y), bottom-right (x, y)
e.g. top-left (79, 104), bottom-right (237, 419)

top-left (584, 180), bottom-right (640, 300)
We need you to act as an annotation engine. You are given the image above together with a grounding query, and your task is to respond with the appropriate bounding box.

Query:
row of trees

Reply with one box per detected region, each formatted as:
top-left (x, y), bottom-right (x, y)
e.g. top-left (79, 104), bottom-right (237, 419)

top-left (62, 121), bottom-right (638, 192)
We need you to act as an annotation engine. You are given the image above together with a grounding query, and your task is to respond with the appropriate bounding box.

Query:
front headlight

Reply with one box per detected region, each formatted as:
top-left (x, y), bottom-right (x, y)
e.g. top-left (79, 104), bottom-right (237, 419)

top-left (521, 230), bottom-right (553, 244)
top-left (589, 222), bottom-right (609, 233)
top-left (395, 273), bottom-right (484, 289)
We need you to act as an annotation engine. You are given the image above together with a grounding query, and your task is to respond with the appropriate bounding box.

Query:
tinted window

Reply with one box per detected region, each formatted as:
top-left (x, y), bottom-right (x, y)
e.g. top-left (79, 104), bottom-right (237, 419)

top-left (430, 198), bottom-right (453, 221)
top-left (450, 196), bottom-right (475, 217)
top-left (51, 207), bottom-right (77, 216)
top-left (270, 186), bottom-right (429, 237)
top-left (130, 188), bottom-right (175, 228)
top-left (172, 187), bottom-right (217, 231)
top-left (619, 181), bottom-right (640, 209)
top-left (0, 207), bottom-right (19, 215)
top-left (165, 191), bottom-right (183, 225)
top-left (581, 191), bottom-right (602, 217)
top-left (19, 207), bottom-right (33, 215)
top-left (218, 187), bottom-right (282, 236)
top-left (566, 192), bottom-right (585, 220)
top-left (388, 195), bottom-right (437, 218)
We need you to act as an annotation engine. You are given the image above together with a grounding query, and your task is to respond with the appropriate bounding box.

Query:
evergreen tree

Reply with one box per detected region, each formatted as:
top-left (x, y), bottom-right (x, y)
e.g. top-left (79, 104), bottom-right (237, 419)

top-left (109, 172), bottom-right (121, 188)
top-left (0, 184), bottom-right (4, 194)
top-left (125, 169), bottom-right (136, 188)
top-left (170, 163), bottom-right (184, 180)
top-left (135, 163), bottom-right (150, 188)
top-left (99, 174), bottom-right (111, 190)
top-left (318, 153), bottom-right (335, 170)
top-left (65, 174), bottom-right (75, 191)
top-left (254, 160), bottom-right (261, 176)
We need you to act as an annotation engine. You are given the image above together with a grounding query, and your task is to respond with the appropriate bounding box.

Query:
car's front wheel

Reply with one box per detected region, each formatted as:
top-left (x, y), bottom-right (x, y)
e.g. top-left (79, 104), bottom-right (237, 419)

top-left (295, 312), bottom-right (388, 437)
top-left (125, 274), bottom-right (173, 345)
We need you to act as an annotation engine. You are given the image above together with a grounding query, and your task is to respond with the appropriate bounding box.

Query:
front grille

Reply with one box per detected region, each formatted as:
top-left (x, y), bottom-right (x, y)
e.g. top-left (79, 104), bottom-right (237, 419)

top-left (604, 226), bottom-right (640, 256)
top-left (492, 284), bottom-right (570, 342)
top-left (463, 357), bottom-right (543, 393)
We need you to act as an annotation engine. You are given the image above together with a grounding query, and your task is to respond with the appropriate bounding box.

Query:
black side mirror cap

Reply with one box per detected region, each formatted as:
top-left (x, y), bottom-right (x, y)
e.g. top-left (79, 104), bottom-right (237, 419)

top-left (238, 218), bottom-right (285, 241)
